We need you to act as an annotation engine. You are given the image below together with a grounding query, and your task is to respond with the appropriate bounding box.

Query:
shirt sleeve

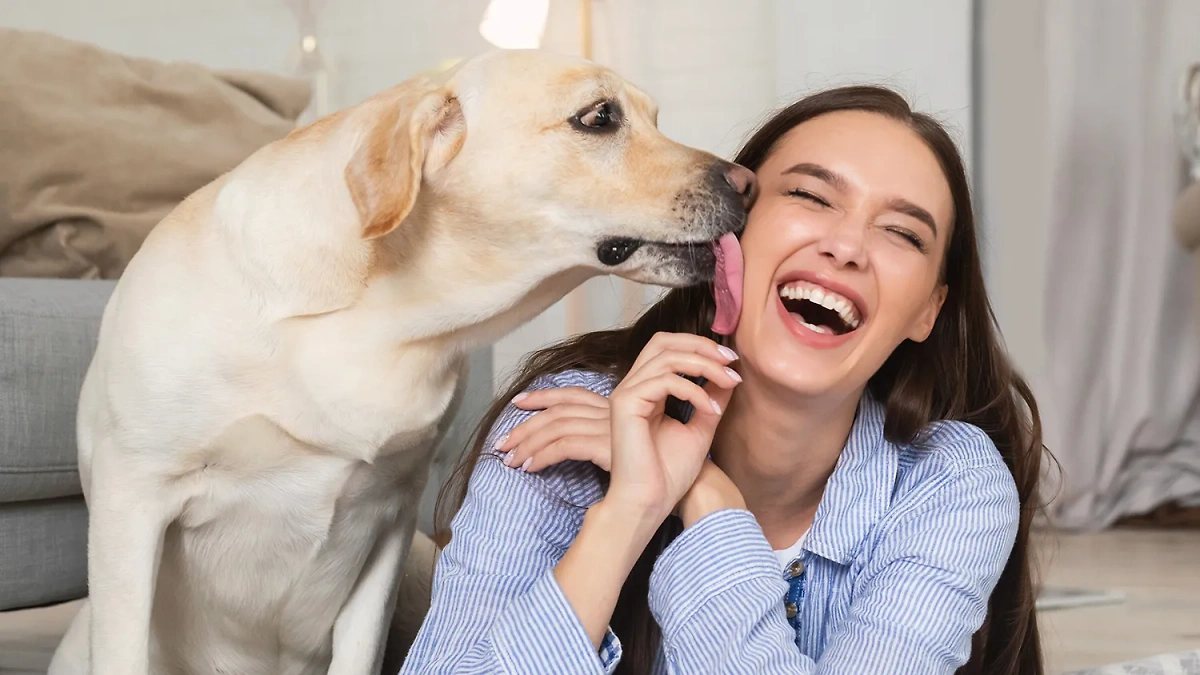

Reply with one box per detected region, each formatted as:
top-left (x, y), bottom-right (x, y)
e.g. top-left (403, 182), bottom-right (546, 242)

top-left (401, 375), bottom-right (622, 675)
top-left (648, 464), bottom-right (1019, 674)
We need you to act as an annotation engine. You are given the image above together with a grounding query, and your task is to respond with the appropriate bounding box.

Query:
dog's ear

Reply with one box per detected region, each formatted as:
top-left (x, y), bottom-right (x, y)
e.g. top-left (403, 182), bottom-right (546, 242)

top-left (345, 88), bottom-right (466, 240)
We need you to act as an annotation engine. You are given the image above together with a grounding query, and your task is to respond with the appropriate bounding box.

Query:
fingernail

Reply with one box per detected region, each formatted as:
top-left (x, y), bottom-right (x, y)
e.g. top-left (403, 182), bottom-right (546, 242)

top-left (725, 367), bottom-right (742, 383)
top-left (493, 433), bottom-right (509, 451)
top-left (710, 399), bottom-right (722, 415)
top-left (520, 457), bottom-right (532, 472)
top-left (717, 346), bottom-right (738, 361)
top-left (503, 451), bottom-right (516, 467)
top-left (512, 392), bottom-right (529, 404)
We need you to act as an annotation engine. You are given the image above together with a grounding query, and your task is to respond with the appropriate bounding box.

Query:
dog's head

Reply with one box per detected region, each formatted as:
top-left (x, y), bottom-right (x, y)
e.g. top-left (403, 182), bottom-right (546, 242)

top-left (342, 50), bottom-right (754, 339)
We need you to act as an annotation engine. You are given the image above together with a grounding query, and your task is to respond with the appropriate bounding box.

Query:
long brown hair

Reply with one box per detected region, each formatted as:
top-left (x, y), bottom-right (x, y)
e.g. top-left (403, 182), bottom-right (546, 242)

top-left (438, 85), bottom-right (1046, 675)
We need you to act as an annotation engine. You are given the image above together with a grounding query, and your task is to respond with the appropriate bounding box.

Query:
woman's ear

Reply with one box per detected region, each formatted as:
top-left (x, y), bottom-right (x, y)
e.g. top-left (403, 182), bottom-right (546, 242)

top-left (908, 283), bottom-right (948, 343)
top-left (344, 87), bottom-right (466, 240)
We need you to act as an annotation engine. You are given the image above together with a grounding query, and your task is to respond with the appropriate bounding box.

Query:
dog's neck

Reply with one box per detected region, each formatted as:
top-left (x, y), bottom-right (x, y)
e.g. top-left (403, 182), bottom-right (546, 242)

top-left (358, 231), bottom-right (595, 352)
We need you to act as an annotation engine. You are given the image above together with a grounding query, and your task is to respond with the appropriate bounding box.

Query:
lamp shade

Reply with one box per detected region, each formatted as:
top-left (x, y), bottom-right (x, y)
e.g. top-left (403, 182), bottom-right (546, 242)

top-left (479, 0), bottom-right (550, 49)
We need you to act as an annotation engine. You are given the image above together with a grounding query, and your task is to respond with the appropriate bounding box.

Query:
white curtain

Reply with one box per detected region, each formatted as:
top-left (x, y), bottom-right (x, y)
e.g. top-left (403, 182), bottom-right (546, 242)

top-left (1040, 0), bottom-right (1200, 530)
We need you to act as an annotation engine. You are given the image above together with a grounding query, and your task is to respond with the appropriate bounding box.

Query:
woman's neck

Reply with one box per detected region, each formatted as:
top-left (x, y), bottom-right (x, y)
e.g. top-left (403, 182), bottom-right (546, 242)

top-left (710, 370), bottom-right (862, 549)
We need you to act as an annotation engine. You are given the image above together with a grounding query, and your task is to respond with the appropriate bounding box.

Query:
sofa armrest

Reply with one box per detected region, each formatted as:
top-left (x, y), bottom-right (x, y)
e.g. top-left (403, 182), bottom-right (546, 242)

top-left (0, 278), bottom-right (114, 503)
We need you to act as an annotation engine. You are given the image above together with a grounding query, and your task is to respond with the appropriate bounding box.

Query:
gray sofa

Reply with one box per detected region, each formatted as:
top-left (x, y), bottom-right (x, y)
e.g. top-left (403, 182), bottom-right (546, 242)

top-left (0, 276), bottom-right (492, 612)
top-left (0, 278), bottom-right (111, 610)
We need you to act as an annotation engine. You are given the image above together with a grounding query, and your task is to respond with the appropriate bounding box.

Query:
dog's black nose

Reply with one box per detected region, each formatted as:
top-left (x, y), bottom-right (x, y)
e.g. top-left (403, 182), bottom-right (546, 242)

top-left (597, 237), bottom-right (642, 266)
top-left (723, 164), bottom-right (756, 203)
top-left (709, 162), bottom-right (757, 213)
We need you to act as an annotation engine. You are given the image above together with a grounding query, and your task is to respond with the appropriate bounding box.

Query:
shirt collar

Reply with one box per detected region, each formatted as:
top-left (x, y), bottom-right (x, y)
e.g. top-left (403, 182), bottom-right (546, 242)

top-left (803, 392), bottom-right (898, 566)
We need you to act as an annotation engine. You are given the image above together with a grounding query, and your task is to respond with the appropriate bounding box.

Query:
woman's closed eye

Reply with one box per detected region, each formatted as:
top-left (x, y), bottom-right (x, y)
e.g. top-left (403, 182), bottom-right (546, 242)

top-left (786, 188), bottom-right (830, 207)
top-left (786, 187), bottom-right (929, 253)
top-left (886, 226), bottom-right (927, 253)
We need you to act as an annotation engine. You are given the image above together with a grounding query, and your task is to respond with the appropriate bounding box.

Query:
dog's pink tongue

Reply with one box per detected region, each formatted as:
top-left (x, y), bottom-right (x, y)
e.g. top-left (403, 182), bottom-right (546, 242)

top-left (711, 233), bottom-right (743, 335)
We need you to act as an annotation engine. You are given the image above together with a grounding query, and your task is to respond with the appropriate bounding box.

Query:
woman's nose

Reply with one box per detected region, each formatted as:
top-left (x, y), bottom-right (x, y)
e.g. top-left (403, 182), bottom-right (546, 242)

top-left (816, 219), bottom-right (868, 270)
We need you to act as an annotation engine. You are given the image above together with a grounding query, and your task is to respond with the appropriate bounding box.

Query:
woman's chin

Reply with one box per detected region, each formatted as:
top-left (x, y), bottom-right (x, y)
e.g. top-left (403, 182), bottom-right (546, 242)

top-left (747, 352), bottom-right (860, 400)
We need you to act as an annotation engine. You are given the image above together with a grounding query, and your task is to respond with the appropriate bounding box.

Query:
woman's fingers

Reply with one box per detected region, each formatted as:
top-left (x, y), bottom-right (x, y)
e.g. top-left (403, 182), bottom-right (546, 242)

top-left (512, 386), bottom-right (610, 411)
top-left (679, 377), bottom-right (738, 439)
top-left (628, 332), bottom-right (737, 374)
top-left (503, 417), bottom-right (609, 469)
top-left (620, 349), bottom-right (742, 391)
top-left (613, 371), bottom-right (724, 420)
top-left (497, 401), bottom-right (607, 453)
top-left (523, 434), bottom-right (612, 473)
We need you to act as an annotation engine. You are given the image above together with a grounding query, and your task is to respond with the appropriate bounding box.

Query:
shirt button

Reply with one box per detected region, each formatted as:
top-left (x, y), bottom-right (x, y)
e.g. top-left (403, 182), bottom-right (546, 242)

top-left (788, 560), bottom-right (805, 577)
top-left (785, 602), bottom-right (798, 619)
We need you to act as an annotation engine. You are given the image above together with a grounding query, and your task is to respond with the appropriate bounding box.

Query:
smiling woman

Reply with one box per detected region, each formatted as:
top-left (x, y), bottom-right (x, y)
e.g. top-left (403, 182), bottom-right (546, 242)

top-left (405, 85), bottom-right (1047, 675)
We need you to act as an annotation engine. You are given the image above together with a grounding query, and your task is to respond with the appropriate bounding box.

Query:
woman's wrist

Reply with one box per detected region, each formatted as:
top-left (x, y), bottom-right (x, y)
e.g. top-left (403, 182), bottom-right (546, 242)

top-left (596, 486), bottom-right (675, 535)
top-left (589, 496), bottom-right (667, 552)
top-left (552, 498), bottom-right (663, 649)
top-left (679, 469), bottom-right (747, 528)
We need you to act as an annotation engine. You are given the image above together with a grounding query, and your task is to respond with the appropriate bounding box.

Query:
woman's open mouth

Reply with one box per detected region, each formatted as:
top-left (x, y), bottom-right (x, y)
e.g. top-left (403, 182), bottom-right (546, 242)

top-left (777, 280), bottom-right (864, 337)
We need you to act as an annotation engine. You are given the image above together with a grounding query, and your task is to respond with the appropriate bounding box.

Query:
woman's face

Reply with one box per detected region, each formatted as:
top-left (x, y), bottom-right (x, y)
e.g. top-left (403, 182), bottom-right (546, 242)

top-left (732, 110), bottom-right (952, 400)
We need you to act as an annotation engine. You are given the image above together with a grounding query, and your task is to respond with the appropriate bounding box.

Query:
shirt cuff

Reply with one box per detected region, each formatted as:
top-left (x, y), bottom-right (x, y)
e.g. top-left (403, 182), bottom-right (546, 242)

top-left (598, 629), bottom-right (623, 675)
top-left (491, 568), bottom-right (622, 674)
top-left (648, 508), bottom-right (785, 639)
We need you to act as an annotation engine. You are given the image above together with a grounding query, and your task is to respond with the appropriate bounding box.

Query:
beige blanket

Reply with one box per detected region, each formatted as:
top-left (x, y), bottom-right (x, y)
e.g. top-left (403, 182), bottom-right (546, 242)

top-left (0, 29), bottom-right (311, 279)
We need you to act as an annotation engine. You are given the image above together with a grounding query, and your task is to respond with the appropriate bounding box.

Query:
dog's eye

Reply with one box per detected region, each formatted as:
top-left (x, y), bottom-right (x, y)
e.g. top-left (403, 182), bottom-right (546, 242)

top-left (572, 101), bottom-right (620, 133)
top-left (581, 103), bottom-right (612, 127)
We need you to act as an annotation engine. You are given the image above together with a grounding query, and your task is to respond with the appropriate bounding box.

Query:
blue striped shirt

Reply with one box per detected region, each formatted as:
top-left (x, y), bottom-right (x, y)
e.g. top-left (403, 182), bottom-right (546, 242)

top-left (401, 369), bottom-right (1020, 674)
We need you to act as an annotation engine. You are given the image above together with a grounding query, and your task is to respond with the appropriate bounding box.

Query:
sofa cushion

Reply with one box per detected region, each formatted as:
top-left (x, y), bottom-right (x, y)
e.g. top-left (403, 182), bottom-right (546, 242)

top-left (0, 497), bottom-right (87, 611)
top-left (0, 28), bottom-right (310, 280)
top-left (0, 279), bottom-right (113, 502)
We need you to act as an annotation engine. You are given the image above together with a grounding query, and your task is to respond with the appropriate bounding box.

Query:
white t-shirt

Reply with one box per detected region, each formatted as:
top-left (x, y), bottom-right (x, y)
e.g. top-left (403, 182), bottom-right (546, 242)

top-left (773, 530), bottom-right (809, 569)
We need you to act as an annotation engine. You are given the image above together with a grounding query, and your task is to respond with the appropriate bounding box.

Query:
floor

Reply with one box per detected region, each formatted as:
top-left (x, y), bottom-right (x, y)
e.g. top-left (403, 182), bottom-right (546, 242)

top-left (2, 529), bottom-right (1197, 674)
top-left (1036, 529), bottom-right (1200, 673)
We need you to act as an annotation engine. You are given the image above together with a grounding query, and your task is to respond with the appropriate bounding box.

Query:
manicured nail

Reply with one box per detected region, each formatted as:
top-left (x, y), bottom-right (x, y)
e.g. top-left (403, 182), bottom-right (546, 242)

top-left (710, 398), bottom-right (722, 415)
top-left (493, 433), bottom-right (509, 451)
top-left (520, 457), bottom-right (532, 472)
top-left (717, 346), bottom-right (738, 361)
top-left (725, 367), bottom-right (742, 383)
top-left (512, 392), bottom-right (529, 404)
top-left (503, 451), bottom-right (516, 467)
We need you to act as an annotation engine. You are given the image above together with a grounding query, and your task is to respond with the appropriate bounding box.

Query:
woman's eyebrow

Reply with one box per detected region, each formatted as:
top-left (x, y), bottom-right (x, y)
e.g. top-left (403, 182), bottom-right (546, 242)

top-left (885, 197), bottom-right (938, 237)
top-left (781, 162), bottom-right (850, 192)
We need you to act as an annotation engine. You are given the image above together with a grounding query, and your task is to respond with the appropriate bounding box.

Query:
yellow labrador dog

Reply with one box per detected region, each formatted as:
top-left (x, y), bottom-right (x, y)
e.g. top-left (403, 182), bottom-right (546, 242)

top-left (47, 49), bottom-right (752, 675)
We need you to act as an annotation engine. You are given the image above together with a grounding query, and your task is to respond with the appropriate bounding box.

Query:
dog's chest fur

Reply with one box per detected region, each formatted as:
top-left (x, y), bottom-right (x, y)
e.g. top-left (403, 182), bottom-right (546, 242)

top-left (155, 439), bottom-right (428, 673)
top-left (139, 333), bottom-right (463, 672)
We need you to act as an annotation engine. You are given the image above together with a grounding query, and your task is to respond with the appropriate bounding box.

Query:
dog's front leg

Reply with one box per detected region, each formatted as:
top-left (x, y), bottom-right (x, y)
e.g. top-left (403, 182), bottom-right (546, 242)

top-left (87, 448), bottom-right (177, 675)
top-left (328, 520), bottom-right (412, 675)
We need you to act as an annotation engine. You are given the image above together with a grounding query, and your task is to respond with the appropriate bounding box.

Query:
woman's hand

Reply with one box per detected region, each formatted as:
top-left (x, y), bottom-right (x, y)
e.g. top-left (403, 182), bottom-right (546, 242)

top-left (602, 332), bottom-right (741, 525)
top-left (496, 387), bottom-right (612, 472)
top-left (498, 338), bottom-right (748, 530)
top-left (499, 384), bottom-right (748, 529)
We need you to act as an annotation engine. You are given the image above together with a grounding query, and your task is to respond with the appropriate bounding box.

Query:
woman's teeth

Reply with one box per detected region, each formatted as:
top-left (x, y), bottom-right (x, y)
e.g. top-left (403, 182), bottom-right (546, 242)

top-left (779, 283), bottom-right (862, 329)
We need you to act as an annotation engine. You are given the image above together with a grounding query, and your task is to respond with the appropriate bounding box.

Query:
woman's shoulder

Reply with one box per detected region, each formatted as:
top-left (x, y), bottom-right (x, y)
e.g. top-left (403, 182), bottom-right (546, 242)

top-left (849, 419), bottom-right (1022, 595)
top-left (888, 419), bottom-right (1019, 520)
top-left (529, 368), bottom-right (619, 397)
top-left (478, 368), bottom-right (617, 509)
top-left (910, 419), bottom-right (1006, 470)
